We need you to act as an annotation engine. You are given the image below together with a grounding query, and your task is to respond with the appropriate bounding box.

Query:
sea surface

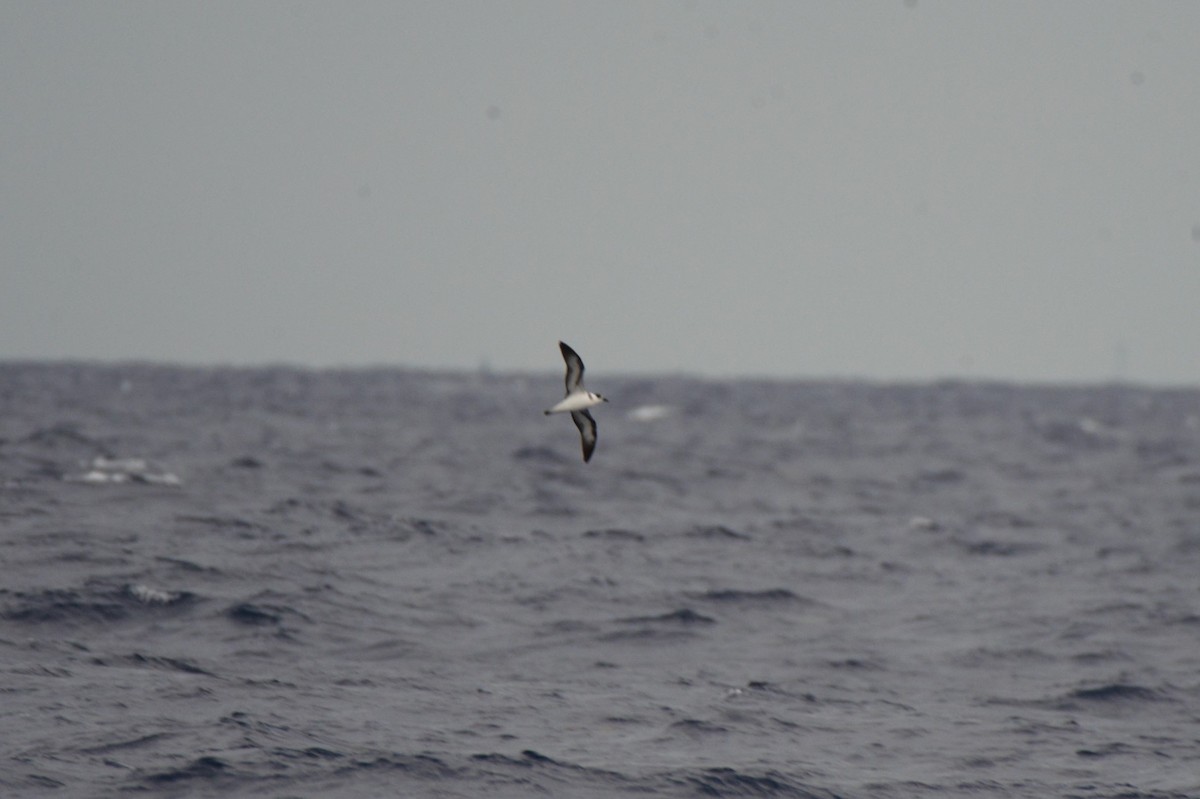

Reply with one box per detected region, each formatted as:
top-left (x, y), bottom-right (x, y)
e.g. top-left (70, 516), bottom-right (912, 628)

top-left (2, 362), bottom-right (1198, 798)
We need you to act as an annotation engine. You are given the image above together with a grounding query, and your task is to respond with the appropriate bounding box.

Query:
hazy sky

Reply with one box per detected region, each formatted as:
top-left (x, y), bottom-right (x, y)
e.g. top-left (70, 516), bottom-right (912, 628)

top-left (3, 2), bottom-right (1198, 383)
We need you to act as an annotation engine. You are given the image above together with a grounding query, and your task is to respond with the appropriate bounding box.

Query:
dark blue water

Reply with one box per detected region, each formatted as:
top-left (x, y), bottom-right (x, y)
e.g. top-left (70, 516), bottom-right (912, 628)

top-left (2, 363), bottom-right (1198, 798)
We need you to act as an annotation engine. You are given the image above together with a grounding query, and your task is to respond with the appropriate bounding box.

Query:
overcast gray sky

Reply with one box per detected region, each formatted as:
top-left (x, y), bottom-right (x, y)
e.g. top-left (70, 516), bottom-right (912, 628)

top-left (3, 2), bottom-right (1198, 383)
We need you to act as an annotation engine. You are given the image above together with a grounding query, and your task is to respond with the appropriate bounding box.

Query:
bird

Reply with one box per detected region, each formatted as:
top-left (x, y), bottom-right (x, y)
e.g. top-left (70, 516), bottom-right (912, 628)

top-left (544, 341), bottom-right (608, 462)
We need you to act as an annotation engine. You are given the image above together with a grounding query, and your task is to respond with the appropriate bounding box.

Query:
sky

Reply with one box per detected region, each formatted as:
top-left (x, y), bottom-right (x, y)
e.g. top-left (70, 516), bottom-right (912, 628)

top-left (2, 1), bottom-right (1198, 384)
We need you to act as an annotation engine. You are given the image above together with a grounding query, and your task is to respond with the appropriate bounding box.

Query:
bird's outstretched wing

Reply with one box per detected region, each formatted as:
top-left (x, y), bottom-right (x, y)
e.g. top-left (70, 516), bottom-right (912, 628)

top-left (559, 341), bottom-right (585, 395)
top-left (571, 409), bottom-right (597, 462)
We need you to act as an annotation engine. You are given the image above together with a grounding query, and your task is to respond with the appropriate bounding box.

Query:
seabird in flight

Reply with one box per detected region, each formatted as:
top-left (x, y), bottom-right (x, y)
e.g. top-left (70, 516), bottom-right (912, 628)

top-left (544, 341), bottom-right (608, 462)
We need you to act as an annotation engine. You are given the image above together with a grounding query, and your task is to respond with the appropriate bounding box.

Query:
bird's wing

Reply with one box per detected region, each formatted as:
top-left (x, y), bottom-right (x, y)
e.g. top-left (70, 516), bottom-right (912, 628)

top-left (559, 341), bottom-right (585, 395)
top-left (571, 409), bottom-right (597, 462)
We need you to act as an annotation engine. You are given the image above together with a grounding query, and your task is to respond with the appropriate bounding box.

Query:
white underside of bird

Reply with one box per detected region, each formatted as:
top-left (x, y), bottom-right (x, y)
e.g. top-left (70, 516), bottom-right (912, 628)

top-left (545, 391), bottom-right (606, 414)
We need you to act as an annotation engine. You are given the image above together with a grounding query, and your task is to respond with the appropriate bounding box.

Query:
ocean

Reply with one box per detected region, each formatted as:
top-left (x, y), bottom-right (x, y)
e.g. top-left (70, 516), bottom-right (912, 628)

top-left (2, 362), bottom-right (1198, 798)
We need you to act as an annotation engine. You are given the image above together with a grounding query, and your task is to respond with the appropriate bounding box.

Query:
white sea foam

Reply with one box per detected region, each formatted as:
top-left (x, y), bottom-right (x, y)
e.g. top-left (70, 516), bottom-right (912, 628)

top-left (68, 456), bottom-right (180, 486)
top-left (127, 583), bottom-right (183, 605)
top-left (627, 404), bottom-right (675, 422)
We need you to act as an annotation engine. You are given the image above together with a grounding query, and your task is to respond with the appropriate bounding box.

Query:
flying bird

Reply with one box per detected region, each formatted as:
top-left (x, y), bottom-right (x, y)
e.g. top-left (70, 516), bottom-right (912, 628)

top-left (544, 341), bottom-right (608, 462)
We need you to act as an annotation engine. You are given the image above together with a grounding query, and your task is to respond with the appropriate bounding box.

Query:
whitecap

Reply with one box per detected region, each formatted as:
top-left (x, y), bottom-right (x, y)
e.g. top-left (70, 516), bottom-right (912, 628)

top-left (67, 456), bottom-right (181, 486)
top-left (627, 404), bottom-right (675, 422)
top-left (127, 584), bottom-right (183, 605)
